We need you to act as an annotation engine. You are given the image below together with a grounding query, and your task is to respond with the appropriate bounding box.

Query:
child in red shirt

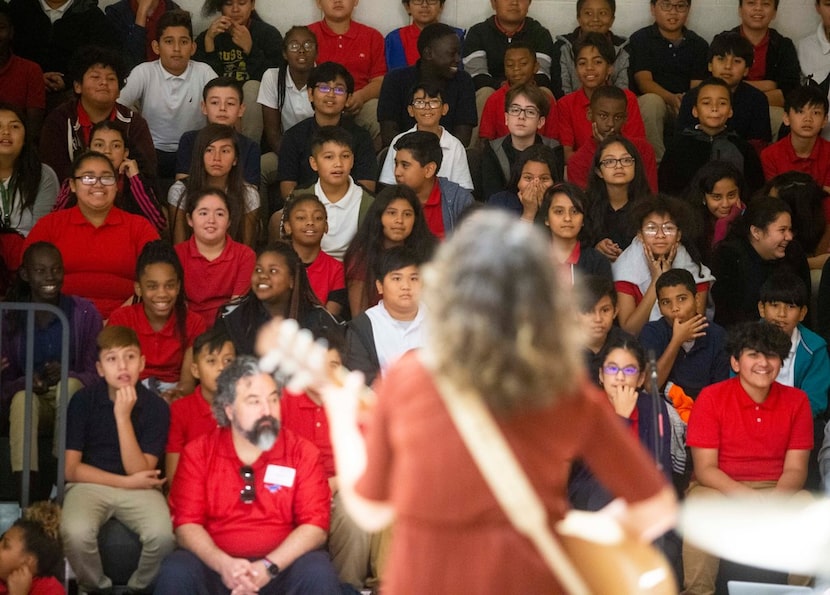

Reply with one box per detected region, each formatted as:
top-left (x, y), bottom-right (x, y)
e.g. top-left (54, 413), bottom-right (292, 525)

top-left (0, 502), bottom-right (64, 595)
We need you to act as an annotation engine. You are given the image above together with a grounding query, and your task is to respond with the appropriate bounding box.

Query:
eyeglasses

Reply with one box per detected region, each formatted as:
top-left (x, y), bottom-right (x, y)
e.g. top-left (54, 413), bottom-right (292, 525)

top-left (411, 98), bottom-right (442, 109)
top-left (656, 1), bottom-right (689, 12)
top-left (239, 465), bottom-right (256, 504)
top-left (642, 223), bottom-right (679, 236)
top-left (315, 83), bottom-right (347, 96)
top-left (286, 40), bottom-right (316, 53)
top-left (507, 105), bottom-right (540, 118)
top-left (599, 157), bottom-right (635, 169)
top-left (74, 175), bottom-right (117, 186)
top-left (409, 0), bottom-right (440, 5)
top-left (603, 365), bottom-right (640, 376)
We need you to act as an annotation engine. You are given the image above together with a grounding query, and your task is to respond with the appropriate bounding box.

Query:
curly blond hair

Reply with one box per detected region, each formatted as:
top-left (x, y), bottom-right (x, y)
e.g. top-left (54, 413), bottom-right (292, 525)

top-left (422, 210), bottom-right (583, 414)
top-left (15, 501), bottom-right (63, 577)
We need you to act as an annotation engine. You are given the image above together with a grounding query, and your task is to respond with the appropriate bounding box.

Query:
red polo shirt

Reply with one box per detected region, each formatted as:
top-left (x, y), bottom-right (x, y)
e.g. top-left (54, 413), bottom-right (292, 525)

top-left (306, 249), bottom-right (345, 307)
top-left (557, 87), bottom-right (646, 151)
top-left (742, 27), bottom-right (770, 81)
top-left (166, 386), bottom-right (218, 454)
top-left (478, 82), bottom-right (560, 141)
top-left (761, 136), bottom-right (830, 220)
top-left (308, 19), bottom-right (386, 90)
top-left (423, 179), bottom-right (446, 239)
top-left (0, 54), bottom-right (45, 111)
top-left (280, 388), bottom-right (335, 477)
top-left (170, 426), bottom-right (331, 558)
top-left (687, 377), bottom-right (813, 481)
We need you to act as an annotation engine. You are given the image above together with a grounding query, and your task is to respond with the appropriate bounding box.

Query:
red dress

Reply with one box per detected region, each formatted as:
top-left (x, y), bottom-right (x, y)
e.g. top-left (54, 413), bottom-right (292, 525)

top-left (356, 352), bottom-right (667, 594)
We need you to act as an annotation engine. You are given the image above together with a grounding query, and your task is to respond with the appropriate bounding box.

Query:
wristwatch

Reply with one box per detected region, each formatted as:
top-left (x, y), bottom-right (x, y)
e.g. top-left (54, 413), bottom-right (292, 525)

top-left (261, 557), bottom-right (280, 580)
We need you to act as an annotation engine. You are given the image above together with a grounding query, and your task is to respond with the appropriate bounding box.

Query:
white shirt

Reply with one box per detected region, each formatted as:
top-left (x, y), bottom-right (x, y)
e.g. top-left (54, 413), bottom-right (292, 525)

top-left (798, 23), bottom-right (830, 140)
top-left (365, 301), bottom-right (426, 374)
top-left (257, 67), bottom-right (315, 132)
top-left (777, 326), bottom-right (800, 388)
top-left (314, 177), bottom-right (364, 261)
top-left (38, 0), bottom-right (73, 23)
top-left (119, 60), bottom-right (217, 151)
top-left (379, 125), bottom-right (474, 191)
top-left (167, 181), bottom-right (260, 213)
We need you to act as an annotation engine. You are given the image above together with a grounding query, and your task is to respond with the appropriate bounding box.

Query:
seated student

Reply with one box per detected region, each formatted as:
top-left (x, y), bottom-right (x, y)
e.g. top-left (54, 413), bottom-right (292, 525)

top-left (280, 193), bottom-right (346, 317)
top-left (487, 145), bottom-right (559, 219)
top-left (258, 26), bottom-right (318, 188)
top-left (725, 0), bottom-right (800, 111)
top-left (270, 126), bottom-right (374, 260)
top-left (379, 81), bottom-right (473, 192)
top-left (537, 182), bottom-right (612, 281)
top-left (308, 0), bottom-right (386, 141)
top-left (0, 104), bottom-right (58, 273)
top-left (683, 320), bottom-right (813, 595)
top-left (797, 0), bottom-right (830, 140)
top-left (385, 0), bottom-right (464, 71)
top-left (175, 189), bottom-right (256, 326)
top-left (195, 0), bottom-right (282, 143)
top-left (1, 242), bottom-right (102, 502)
top-left (552, 0), bottom-right (629, 100)
top-left (612, 194), bottom-right (714, 336)
top-left (0, 502), bottom-right (64, 595)
top-left (566, 85), bottom-right (657, 191)
top-left (53, 121), bottom-right (166, 233)
top-left (480, 83), bottom-right (558, 201)
top-left (677, 32), bottom-right (772, 151)
top-left (7, 0), bottom-right (119, 111)
top-left (761, 85), bottom-right (830, 194)
top-left (218, 242), bottom-right (340, 355)
top-left (108, 240), bottom-right (206, 402)
top-left (105, 0), bottom-right (182, 74)
top-left (344, 185), bottom-right (436, 316)
top-left (118, 10), bottom-right (218, 186)
top-left (392, 130), bottom-right (474, 239)
top-left (684, 160), bottom-right (746, 267)
top-left (61, 325), bottom-right (173, 594)
top-left (175, 77), bottom-right (260, 187)
top-left (169, 124), bottom-right (261, 247)
top-left (639, 268), bottom-right (729, 398)
top-left (627, 0), bottom-right (709, 161)
top-left (758, 271), bottom-right (830, 417)
top-left (345, 245), bottom-right (426, 385)
top-left (165, 327), bottom-right (235, 481)
top-left (378, 23), bottom-right (476, 149)
top-left (39, 46), bottom-right (156, 184)
top-left (276, 62), bottom-right (377, 199)
top-left (658, 77), bottom-right (764, 197)
top-left (585, 134), bottom-right (652, 261)
top-left (556, 33), bottom-right (645, 163)
top-left (578, 275), bottom-right (635, 378)
top-left (24, 151), bottom-right (159, 319)
top-left (478, 43), bottom-right (560, 142)
top-left (712, 196), bottom-right (811, 328)
top-left (0, 4), bottom-right (45, 140)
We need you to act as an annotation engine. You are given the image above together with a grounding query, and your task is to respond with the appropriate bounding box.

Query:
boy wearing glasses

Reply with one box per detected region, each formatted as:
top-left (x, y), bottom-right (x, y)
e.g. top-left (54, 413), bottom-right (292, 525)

top-left (157, 356), bottom-right (341, 594)
top-left (384, 0), bottom-right (464, 70)
top-left (658, 77), bottom-right (764, 196)
top-left (684, 320), bottom-right (813, 594)
top-left (379, 81), bottom-right (473, 191)
top-left (378, 23), bottom-right (476, 148)
top-left (628, 0), bottom-right (708, 160)
top-left (556, 33), bottom-right (645, 163)
top-left (639, 269), bottom-right (728, 399)
top-left (61, 326), bottom-right (173, 594)
top-left (566, 85), bottom-right (657, 191)
top-left (277, 62), bottom-right (377, 199)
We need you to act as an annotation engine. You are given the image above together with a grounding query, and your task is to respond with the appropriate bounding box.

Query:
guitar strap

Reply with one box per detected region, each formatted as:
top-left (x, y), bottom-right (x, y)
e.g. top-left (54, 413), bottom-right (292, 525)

top-left (429, 366), bottom-right (591, 595)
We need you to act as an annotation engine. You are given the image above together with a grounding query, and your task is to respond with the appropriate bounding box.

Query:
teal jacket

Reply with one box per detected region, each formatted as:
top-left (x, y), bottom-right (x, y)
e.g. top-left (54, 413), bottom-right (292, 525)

top-left (792, 324), bottom-right (830, 417)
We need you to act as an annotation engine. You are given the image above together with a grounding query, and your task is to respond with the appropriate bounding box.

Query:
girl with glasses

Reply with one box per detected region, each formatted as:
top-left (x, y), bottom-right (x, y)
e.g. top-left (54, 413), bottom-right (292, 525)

top-left (612, 194), bottom-right (713, 334)
top-left (585, 134), bottom-right (651, 262)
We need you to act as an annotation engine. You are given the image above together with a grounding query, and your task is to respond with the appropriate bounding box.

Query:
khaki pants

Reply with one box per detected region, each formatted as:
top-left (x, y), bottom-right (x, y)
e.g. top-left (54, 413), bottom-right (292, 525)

top-left (61, 483), bottom-right (174, 591)
top-left (10, 377), bottom-right (83, 471)
top-left (638, 93), bottom-right (675, 162)
top-left (241, 80), bottom-right (263, 144)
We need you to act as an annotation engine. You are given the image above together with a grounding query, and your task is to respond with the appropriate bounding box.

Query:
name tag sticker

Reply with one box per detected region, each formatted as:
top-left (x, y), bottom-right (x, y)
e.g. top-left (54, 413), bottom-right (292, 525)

top-left (265, 464), bottom-right (296, 488)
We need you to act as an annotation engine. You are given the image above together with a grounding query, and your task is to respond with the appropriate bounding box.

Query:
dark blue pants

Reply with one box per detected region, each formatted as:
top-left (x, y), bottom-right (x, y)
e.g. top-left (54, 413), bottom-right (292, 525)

top-left (154, 548), bottom-right (341, 595)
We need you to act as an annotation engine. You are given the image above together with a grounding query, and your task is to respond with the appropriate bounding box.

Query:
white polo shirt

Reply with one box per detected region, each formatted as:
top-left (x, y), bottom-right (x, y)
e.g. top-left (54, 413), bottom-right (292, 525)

top-left (365, 301), bottom-right (426, 374)
top-left (257, 67), bottom-right (315, 132)
top-left (314, 177), bottom-right (364, 261)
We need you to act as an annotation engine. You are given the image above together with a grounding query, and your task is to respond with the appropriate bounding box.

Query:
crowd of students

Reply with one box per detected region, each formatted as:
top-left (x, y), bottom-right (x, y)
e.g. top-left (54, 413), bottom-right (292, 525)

top-left (2, 0), bottom-right (830, 592)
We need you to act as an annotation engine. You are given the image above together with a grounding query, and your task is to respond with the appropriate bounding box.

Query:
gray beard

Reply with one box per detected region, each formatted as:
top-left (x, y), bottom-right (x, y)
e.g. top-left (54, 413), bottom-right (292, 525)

top-left (237, 416), bottom-right (280, 451)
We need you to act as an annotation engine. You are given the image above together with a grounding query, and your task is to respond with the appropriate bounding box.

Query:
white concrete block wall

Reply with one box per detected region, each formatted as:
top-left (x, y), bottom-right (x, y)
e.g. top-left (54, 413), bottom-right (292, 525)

top-left (100, 0), bottom-right (820, 58)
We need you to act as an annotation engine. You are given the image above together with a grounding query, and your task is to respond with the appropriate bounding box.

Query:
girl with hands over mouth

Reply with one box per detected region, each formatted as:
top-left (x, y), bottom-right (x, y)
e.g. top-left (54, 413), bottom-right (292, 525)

top-left (486, 145), bottom-right (560, 221)
top-left (611, 194), bottom-right (713, 335)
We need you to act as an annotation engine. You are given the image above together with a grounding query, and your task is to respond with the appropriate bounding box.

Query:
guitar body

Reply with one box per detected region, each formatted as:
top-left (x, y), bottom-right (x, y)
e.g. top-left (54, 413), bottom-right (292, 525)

top-left (557, 511), bottom-right (678, 594)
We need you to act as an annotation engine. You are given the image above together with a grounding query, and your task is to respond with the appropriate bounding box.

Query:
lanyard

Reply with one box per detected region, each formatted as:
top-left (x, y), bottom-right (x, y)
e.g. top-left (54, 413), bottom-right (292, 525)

top-left (0, 178), bottom-right (11, 228)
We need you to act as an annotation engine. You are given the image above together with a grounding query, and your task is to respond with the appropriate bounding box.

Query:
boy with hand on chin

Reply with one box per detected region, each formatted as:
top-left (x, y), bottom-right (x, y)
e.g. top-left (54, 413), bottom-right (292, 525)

top-left (61, 326), bottom-right (173, 595)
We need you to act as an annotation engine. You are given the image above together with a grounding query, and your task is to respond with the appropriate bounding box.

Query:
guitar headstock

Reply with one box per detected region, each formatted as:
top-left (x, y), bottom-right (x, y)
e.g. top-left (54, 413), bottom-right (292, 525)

top-left (258, 318), bottom-right (331, 394)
